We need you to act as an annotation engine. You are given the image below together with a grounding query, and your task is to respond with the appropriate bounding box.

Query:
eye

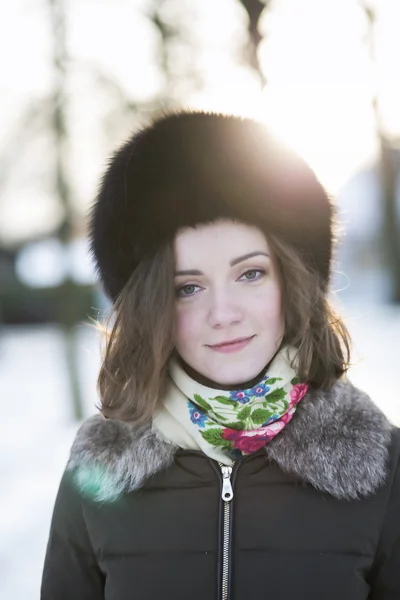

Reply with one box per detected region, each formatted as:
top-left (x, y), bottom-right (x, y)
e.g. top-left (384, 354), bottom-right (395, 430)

top-left (239, 269), bottom-right (265, 282)
top-left (176, 284), bottom-right (202, 298)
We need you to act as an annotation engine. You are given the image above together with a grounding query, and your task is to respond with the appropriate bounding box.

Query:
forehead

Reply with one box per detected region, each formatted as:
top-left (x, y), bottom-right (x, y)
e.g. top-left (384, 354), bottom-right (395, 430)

top-left (174, 220), bottom-right (269, 266)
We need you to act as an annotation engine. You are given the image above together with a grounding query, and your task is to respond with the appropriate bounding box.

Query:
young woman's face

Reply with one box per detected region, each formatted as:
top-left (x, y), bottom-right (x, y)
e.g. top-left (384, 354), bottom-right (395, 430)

top-left (174, 220), bottom-right (284, 386)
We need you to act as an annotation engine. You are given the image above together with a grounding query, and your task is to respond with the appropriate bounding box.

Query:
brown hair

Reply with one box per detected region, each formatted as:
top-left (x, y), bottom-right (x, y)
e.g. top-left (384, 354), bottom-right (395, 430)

top-left (267, 232), bottom-right (351, 388)
top-left (96, 229), bottom-right (351, 423)
top-left (96, 244), bottom-right (177, 423)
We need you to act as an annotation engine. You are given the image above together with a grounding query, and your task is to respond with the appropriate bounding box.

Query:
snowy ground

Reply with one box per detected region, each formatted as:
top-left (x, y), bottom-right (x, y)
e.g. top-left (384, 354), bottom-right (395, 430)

top-left (1, 300), bottom-right (399, 599)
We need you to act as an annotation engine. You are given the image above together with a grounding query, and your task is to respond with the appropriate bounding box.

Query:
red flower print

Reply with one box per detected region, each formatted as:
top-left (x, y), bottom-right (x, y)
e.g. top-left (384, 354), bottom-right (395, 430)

top-left (290, 383), bottom-right (309, 405)
top-left (222, 428), bottom-right (273, 454)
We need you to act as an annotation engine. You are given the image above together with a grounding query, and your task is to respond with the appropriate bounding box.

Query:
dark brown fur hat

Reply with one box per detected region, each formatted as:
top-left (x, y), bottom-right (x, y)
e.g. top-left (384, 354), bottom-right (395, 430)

top-left (88, 110), bottom-right (333, 301)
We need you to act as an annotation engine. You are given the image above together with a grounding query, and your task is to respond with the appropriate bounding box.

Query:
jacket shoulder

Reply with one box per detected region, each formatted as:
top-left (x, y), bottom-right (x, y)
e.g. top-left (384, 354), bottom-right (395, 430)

top-left (67, 414), bottom-right (176, 502)
top-left (368, 426), bottom-right (400, 595)
top-left (267, 378), bottom-right (394, 500)
top-left (387, 426), bottom-right (400, 475)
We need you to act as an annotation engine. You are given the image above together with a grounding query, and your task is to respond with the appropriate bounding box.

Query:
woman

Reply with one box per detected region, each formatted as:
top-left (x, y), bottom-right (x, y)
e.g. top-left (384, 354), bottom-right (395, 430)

top-left (41, 111), bottom-right (400, 600)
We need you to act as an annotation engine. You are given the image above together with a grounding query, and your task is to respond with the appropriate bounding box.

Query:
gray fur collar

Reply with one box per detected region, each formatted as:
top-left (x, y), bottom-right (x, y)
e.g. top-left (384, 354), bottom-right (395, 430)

top-left (68, 379), bottom-right (393, 502)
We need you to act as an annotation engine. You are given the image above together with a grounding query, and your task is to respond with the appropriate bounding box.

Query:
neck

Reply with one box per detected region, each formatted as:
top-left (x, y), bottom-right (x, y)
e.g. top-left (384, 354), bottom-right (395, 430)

top-left (176, 355), bottom-right (276, 391)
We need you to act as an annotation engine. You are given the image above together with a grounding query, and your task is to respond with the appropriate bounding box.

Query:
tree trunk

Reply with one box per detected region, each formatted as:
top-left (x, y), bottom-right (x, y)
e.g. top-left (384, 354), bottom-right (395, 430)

top-left (49, 0), bottom-right (84, 420)
top-left (362, 3), bottom-right (400, 303)
top-left (238, 0), bottom-right (270, 86)
top-left (378, 135), bottom-right (400, 302)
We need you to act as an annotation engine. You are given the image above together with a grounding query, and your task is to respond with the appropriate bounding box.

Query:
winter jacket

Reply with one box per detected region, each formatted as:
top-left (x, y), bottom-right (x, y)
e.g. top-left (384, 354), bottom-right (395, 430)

top-left (41, 379), bottom-right (400, 600)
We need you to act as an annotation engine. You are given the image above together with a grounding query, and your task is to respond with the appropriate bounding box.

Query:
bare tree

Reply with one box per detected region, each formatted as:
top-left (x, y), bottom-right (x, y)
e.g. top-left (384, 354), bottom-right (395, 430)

top-left (361, 1), bottom-right (400, 302)
top-left (238, 0), bottom-right (271, 86)
top-left (48, 0), bottom-right (85, 420)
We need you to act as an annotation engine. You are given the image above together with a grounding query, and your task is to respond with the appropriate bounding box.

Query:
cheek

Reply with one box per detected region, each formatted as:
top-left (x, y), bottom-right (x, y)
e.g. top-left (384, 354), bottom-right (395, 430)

top-left (253, 285), bottom-right (283, 332)
top-left (175, 305), bottom-right (202, 349)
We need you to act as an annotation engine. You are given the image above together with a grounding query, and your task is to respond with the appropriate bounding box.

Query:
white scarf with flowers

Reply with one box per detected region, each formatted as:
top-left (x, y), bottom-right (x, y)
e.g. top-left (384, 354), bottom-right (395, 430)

top-left (152, 346), bottom-right (309, 466)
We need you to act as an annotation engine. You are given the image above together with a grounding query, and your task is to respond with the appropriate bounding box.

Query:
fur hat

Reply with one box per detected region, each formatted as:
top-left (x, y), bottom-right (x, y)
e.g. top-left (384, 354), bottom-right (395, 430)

top-left (89, 110), bottom-right (334, 302)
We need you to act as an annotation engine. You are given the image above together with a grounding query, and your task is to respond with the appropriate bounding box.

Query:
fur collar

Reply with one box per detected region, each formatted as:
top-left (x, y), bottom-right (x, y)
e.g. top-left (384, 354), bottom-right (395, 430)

top-left (68, 379), bottom-right (393, 502)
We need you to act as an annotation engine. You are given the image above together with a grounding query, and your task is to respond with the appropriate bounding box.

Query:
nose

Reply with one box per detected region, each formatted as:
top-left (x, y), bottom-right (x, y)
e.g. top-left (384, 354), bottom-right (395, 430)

top-left (207, 288), bottom-right (243, 329)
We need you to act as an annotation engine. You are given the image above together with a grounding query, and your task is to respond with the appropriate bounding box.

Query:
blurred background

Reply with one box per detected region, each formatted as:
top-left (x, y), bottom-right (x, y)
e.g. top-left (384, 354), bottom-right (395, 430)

top-left (1, 0), bottom-right (400, 597)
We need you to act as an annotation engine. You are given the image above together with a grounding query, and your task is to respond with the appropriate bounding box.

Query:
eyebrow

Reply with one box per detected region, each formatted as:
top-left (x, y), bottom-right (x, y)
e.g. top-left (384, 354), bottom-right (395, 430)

top-left (174, 251), bottom-right (270, 277)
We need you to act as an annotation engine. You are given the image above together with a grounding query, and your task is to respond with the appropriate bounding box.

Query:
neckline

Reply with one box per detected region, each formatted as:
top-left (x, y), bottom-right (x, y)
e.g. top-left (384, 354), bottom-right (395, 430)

top-left (176, 354), bottom-right (270, 391)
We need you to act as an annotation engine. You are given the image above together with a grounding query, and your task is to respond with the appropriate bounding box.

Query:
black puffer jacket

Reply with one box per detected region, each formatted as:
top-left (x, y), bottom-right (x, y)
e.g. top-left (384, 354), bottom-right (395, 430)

top-left (41, 380), bottom-right (400, 600)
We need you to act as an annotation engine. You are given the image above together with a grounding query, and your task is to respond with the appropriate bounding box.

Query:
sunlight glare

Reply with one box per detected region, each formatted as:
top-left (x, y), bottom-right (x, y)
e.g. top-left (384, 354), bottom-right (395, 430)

top-left (190, 0), bottom-right (379, 193)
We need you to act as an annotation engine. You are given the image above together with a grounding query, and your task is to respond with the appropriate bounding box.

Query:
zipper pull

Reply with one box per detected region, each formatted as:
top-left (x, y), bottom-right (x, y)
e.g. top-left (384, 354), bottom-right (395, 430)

top-left (221, 465), bottom-right (234, 502)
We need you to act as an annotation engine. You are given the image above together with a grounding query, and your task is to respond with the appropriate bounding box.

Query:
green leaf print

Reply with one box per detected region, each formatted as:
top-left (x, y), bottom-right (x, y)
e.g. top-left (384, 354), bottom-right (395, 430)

top-left (237, 406), bottom-right (251, 420)
top-left (291, 376), bottom-right (300, 385)
top-left (212, 412), bottom-right (228, 421)
top-left (264, 387), bottom-right (287, 403)
top-left (214, 395), bottom-right (239, 408)
top-left (265, 377), bottom-right (283, 385)
top-left (223, 421), bottom-right (246, 431)
top-left (200, 428), bottom-right (231, 449)
top-left (251, 409), bottom-right (271, 425)
top-left (193, 393), bottom-right (212, 411)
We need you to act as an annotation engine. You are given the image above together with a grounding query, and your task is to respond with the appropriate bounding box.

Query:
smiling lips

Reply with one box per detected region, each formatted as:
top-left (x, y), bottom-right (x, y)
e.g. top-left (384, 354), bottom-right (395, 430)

top-left (207, 336), bottom-right (254, 353)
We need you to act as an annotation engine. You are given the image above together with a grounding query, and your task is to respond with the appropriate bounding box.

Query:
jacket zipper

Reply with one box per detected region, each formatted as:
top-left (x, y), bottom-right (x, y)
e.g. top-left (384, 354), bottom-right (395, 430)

top-left (218, 462), bottom-right (234, 600)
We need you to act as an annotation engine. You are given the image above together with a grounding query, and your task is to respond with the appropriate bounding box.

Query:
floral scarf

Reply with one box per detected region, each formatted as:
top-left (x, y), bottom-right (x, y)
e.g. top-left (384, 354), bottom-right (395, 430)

top-left (152, 346), bottom-right (309, 466)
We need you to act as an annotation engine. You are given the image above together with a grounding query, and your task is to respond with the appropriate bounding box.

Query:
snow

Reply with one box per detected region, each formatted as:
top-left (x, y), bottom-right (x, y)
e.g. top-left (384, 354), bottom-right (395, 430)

top-left (1, 304), bottom-right (399, 599)
top-left (0, 325), bottom-right (100, 599)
